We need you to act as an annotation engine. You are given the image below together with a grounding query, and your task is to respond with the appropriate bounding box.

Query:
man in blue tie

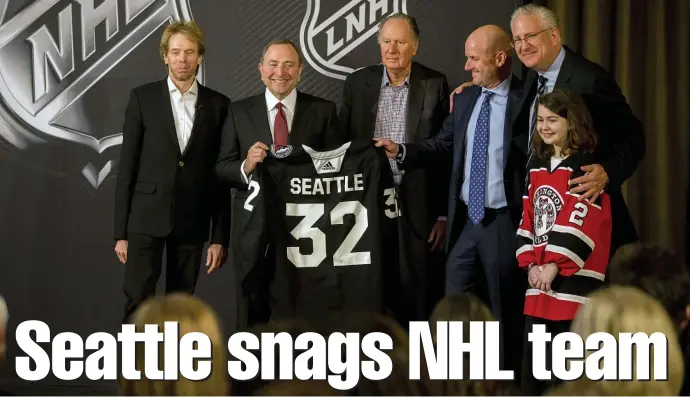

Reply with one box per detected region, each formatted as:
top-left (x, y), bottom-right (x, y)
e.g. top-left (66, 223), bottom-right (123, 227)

top-left (375, 24), bottom-right (531, 375)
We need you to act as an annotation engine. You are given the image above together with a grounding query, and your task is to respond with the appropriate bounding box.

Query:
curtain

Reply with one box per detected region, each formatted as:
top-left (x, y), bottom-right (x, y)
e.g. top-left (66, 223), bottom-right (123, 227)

top-left (532, 0), bottom-right (690, 260)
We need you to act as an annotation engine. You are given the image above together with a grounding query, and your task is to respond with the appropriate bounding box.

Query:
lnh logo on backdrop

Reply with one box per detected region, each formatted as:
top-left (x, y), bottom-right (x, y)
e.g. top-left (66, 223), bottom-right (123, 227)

top-left (300, 0), bottom-right (408, 80)
top-left (0, 0), bottom-right (201, 188)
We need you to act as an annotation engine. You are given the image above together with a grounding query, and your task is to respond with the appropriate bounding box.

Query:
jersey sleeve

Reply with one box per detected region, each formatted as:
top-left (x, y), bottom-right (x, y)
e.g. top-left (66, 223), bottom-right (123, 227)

top-left (543, 193), bottom-right (611, 277)
top-left (516, 171), bottom-right (538, 269)
top-left (375, 147), bottom-right (402, 318)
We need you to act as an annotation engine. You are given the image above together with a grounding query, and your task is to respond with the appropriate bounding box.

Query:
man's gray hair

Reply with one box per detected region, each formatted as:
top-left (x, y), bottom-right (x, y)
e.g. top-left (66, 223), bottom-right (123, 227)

top-left (0, 295), bottom-right (7, 329)
top-left (377, 12), bottom-right (420, 42)
top-left (510, 3), bottom-right (560, 31)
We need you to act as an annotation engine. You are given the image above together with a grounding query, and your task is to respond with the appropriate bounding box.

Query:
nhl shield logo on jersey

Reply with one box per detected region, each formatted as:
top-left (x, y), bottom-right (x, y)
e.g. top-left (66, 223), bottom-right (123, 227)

top-left (271, 145), bottom-right (294, 158)
top-left (0, 0), bottom-right (199, 188)
top-left (533, 186), bottom-right (564, 245)
top-left (300, 0), bottom-right (408, 80)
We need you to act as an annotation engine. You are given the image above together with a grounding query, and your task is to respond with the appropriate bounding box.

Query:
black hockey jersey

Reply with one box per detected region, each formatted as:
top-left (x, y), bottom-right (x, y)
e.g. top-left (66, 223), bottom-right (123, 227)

top-left (238, 141), bottom-right (401, 321)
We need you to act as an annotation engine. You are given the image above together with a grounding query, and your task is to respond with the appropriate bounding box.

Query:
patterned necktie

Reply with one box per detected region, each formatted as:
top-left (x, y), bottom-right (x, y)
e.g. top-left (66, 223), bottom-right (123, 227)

top-left (526, 75), bottom-right (548, 171)
top-left (274, 102), bottom-right (288, 146)
top-left (529, 75), bottom-right (548, 143)
top-left (468, 91), bottom-right (494, 225)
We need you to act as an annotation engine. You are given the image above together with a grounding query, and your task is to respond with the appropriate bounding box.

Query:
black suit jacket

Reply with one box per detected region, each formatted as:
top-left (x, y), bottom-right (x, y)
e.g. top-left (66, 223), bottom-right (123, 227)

top-left (338, 62), bottom-right (450, 238)
top-left (525, 46), bottom-right (646, 251)
top-left (114, 79), bottom-right (231, 246)
top-left (402, 75), bottom-right (530, 251)
top-left (215, 90), bottom-right (343, 187)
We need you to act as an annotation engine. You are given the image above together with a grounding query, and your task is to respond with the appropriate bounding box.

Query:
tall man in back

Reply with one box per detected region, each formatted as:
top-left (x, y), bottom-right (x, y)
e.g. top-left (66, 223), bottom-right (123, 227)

top-left (338, 13), bottom-right (450, 322)
top-left (375, 25), bottom-right (530, 374)
top-left (215, 39), bottom-right (344, 326)
top-left (114, 22), bottom-right (231, 322)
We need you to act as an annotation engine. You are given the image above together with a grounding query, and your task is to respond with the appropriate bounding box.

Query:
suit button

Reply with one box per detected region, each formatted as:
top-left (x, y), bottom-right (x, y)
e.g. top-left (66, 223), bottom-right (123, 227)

top-left (179, 161), bottom-right (184, 167)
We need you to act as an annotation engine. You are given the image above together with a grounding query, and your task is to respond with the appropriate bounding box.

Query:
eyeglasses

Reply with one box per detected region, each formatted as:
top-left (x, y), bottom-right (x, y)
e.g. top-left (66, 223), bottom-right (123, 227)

top-left (510, 28), bottom-right (550, 48)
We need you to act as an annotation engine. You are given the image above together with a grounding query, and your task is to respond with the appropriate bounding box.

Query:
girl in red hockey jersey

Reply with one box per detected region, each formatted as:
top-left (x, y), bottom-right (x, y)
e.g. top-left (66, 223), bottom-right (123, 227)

top-left (517, 89), bottom-right (612, 395)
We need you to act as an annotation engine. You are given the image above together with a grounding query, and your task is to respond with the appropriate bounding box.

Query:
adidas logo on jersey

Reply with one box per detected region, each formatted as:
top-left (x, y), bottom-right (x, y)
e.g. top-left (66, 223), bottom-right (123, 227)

top-left (306, 143), bottom-right (348, 174)
top-left (321, 161), bottom-right (336, 172)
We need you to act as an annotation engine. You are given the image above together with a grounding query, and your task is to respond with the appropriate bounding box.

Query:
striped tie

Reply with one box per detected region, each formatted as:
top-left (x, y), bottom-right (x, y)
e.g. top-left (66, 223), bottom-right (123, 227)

top-left (526, 75), bottom-right (548, 171)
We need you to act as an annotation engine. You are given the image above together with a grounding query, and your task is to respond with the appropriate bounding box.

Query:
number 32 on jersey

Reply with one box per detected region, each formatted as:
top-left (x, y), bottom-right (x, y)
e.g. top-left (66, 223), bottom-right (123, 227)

top-left (244, 183), bottom-right (401, 268)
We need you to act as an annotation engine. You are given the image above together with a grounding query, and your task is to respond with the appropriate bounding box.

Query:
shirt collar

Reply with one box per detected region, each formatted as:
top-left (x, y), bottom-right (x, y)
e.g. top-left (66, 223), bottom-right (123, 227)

top-left (167, 76), bottom-right (198, 96)
top-left (265, 87), bottom-right (298, 112)
top-left (540, 46), bottom-right (566, 82)
top-left (482, 74), bottom-right (512, 97)
top-left (381, 66), bottom-right (411, 87)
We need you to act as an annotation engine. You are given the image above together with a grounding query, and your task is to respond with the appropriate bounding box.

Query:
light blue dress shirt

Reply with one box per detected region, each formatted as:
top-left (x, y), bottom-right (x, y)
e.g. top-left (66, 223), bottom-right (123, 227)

top-left (460, 75), bottom-right (512, 209)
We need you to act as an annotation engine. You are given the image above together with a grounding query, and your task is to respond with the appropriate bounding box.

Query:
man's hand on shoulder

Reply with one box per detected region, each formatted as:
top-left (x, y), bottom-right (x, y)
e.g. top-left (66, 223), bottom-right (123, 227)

top-left (373, 138), bottom-right (400, 159)
top-left (448, 81), bottom-right (474, 111)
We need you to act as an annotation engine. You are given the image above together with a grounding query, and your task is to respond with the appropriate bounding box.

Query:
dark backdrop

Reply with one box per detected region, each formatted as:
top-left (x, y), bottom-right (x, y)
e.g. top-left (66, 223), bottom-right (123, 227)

top-left (0, 0), bottom-right (520, 393)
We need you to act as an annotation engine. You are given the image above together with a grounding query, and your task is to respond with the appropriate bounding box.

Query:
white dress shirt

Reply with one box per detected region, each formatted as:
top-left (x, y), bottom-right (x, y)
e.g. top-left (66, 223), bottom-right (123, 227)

top-left (167, 77), bottom-right (198, 152)
top-left (241, 88), bottom-right (298, 183)
top-left (265, 87), bottom-right (297, 140)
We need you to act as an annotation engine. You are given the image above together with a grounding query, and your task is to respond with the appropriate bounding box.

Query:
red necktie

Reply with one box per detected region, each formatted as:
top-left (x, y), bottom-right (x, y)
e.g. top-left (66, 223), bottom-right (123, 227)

top-left (274, 102), bottom-right (288, 146)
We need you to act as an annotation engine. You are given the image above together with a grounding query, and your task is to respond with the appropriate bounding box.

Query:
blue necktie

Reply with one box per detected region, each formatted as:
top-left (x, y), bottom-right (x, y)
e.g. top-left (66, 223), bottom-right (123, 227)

top-left (468, 91), bottom-right (494, 225)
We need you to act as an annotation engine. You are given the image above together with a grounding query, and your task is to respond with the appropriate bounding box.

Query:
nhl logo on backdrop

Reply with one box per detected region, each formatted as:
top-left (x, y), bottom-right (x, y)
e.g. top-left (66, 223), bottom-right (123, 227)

top-left (300, 0), bottom-right (408, 80)
top-left (0, 0), bottom-right (201, 188)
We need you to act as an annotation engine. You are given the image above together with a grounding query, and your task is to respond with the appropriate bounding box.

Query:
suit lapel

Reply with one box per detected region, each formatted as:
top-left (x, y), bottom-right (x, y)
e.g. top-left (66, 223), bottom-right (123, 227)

top-left (160, 80), bottom-right (181, 155)
top-left (363, 65), bottom-right (383, 136)
top-left (406, 62), bottom-right (426, 142)
top-left (460, 88), bottom-right (482, 142)
top-left (460, 88), bottom-right (481, 160)
top-left (554, 47), bottom-right (573, 89)
top-left (290, 92), bottom-right (313, 144)
top-left (249, 95), bottom-right (273, 145)
top-left (508, 76), bottom-right (525, 126)
top-left (451, 88), bottom-right (480, 197)
top-left (504, 76), bottom-right (526, 163)
top-left (181, 83), bottom-right (206, 157)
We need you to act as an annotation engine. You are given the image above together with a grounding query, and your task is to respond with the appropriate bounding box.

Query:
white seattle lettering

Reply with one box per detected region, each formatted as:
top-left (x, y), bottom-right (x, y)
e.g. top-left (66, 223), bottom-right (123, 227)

top-left (290, 178), bottom-right (301, 194)
top-left (290, 174), bottom-right (365, 196)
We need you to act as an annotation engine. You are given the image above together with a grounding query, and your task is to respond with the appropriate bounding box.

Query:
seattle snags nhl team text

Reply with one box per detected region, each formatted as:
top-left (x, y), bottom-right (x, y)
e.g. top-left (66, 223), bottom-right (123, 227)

top-left (13, 321), bottom-right (671, 386)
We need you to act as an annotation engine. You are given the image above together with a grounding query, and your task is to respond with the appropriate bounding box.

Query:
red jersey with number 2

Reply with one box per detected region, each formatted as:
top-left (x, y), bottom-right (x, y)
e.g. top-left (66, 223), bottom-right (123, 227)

top-left (516, 152), bottom-right (612, 321)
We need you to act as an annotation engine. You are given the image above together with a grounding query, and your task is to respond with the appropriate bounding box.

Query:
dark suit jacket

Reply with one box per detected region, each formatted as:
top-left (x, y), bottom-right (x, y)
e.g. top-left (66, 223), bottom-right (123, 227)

top-left (338, 62), bottom-right (450, 239)
top-left (215, 90), bottom-right (343, 187)
top-left (402, 75), bottom-right (531, 251)
top-left (525, 46), bottom-right (646, 252)
top-left (114, 79), bottom-right (231, 246)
